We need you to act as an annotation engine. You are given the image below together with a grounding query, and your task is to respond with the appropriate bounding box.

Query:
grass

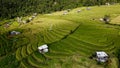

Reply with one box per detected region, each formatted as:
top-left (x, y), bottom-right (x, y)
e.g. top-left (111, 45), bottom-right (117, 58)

top-left (16, 47), bottom-right (22, 61)
top-left (27, 44), bottom-right (33, 54)
top-left (0, 4), bottom-right (120, 68)
top-left (110, 15), bottom-right (120, 25)
top-left (21, 45), bottom-right (28, 58)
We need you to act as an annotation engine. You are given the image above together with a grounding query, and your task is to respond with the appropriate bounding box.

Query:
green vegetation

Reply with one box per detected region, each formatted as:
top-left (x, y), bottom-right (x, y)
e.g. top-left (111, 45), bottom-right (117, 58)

top-left (110, 15), bottom-right (120, 25)
top-left (0, 0), bottom-right (120, 19)
top-left (0, 54), bottom-right (19, 68)
top-left (0, 4), bottom-right (120, 68)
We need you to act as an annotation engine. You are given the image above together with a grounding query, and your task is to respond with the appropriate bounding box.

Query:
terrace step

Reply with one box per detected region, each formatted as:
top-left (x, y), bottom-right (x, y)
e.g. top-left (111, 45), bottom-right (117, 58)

top-left (16, 47), bottom-right (22, 61)
top-left (21, 45), bottom-right (28, 58)
top-left (27, 44), bottom-right (33, 54)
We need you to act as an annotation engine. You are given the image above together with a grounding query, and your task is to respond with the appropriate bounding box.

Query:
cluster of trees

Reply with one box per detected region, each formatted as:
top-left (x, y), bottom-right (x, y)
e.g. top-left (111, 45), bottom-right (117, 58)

top-left (0, 0), bottom-right (120, 19)
top-left (0, 34), bottom-right (15, 56)
top-left (0, 54), bottom-right (19, 68)
top-left (115, 48), bottom-right (120, 67)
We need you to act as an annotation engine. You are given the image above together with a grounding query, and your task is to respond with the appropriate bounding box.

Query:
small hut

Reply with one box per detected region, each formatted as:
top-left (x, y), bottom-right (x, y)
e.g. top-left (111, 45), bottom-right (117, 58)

top-left (99, 15), bottom-right (110, 24)
top-left (103, 15), bottom-right (110, 24)
top-left (99, 18), bottom-right (103, 21)
top-left (32, 16), bottom-right (36, 18)
top-left (33, 13), bottom-right (37, 16)
top-left (63, 11), bottom-right (68, 15)
top-left (28, 17), bottom-right (33, 21)
top-left (96, 51), bottom-right (108, 62)
top-left (38, 44), bottom-right (48, 53)
top-left (67, 9), bottom-right (71, 12)
top-left (86, 7), bottom-right (91, 10)
top-left (103, 17), bottom-right (110, 23)
top-left (54, 2), bottom-right (57, 5)
top-left (22, 20), bottom-right (27, 24)
top-left (10, 31), bottom-right (20, 35)
top-left (17, 17), bottom-right (22, 23)
top-left (77, 10), bottom-right (81, 13)
top-left (105, 2), bottom-right (110, 6)
top-left (4, 23), bottom-right (10, 28)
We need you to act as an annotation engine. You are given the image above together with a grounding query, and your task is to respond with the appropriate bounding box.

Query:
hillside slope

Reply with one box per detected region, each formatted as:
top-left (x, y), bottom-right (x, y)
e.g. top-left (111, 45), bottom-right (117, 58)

top-left (0, 4), bottom-right (120, 68)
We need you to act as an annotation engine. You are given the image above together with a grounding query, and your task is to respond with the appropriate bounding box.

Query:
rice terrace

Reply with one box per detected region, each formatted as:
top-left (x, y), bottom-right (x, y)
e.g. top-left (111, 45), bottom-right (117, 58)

top-left (0, 1), bottom-right (120, 68)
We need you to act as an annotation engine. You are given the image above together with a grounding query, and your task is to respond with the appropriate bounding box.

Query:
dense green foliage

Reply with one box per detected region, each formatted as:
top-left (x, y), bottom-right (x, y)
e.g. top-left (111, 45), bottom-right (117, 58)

top-left (0, 0), bottom-right (120, 19)
top-left (0, 54), bottom-right (19, 68)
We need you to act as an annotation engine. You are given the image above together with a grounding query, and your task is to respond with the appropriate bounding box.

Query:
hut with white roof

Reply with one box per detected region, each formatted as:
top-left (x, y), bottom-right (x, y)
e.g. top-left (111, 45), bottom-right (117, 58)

top-left (17, 17), bottom-right (22, 23)
top-left (38, 44), bottom-right (48, 53)
top-left (33, 13), bottom-right (37, 16)
top-left (96, 51), bottom-right (108, 62)
top-left (22, 20), bottom-right (27, 24)
top-left (77, 10), bottom-right (81, 13)
top-left (105, 2), bottom-right (110, 6)
top-left (4, 23), bottom-right (10, 28)
top-left (63, 11), bottom-right (68, 15)
top-left (32, 16), bottom-right (36, 18)
top-left (10, 31), bottom-right (20, 35)
top-left (28, 17), bottom-right (33, 21)
top-left (86, 7), bottom-right (91, 10)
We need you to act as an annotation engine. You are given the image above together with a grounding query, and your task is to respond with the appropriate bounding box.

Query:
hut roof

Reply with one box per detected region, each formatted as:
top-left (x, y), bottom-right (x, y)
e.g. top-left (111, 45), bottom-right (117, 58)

top-left (96, 51), bottom-right (108, 58)
top-left (38, 44), bottom-right (48, 50)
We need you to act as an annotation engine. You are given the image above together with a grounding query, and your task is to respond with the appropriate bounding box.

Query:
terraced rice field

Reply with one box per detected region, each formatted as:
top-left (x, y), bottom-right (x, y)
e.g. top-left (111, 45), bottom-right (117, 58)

top-left (0, 4), bottom-right (120, 68)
